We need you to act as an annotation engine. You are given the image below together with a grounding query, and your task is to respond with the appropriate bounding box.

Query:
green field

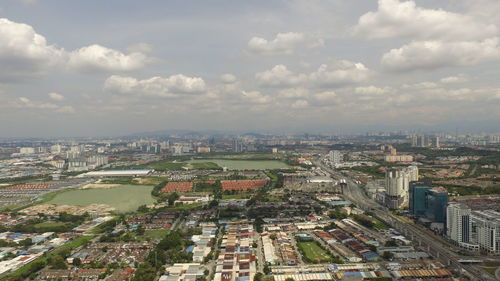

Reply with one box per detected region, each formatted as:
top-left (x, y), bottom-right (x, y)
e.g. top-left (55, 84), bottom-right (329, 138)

top-left (46, 185), bottom-right (155, 213)
top-left (187, 159), bottom-right (289, 170)
top-left (297, 241), bottom-right (333, 263)
top-left (145, 229), bottom-right (170, 239)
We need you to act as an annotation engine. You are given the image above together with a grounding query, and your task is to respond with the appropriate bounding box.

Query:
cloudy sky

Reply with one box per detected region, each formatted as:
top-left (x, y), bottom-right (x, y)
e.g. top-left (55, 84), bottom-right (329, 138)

top-left (1, 0), bottom-right (499, 137)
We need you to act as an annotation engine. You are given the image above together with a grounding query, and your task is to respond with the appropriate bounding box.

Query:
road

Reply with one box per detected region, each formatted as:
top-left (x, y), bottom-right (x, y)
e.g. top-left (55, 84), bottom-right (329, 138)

top-left (315, 159), bottom-right (497, 281)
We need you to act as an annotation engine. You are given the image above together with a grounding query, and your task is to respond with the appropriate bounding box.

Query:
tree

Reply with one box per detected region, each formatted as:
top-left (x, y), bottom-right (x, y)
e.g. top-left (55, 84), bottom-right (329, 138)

top-left (73, 257), bottom-right (82, 267)
top-left (382, 251), bottom-right (394, 260)
top-left (168, 192), bottom-right (180, 206)
top-left (19, 238), bottom-right (32, 247)
top-left (136, 225), bottom-right (145, 236)
top-left (263, 264), bottom-right (271, 274)
top-left (384, 240), bottom-right (398, 247)
top-left (254, 273), bottom-right (264, 281)
top-left (50, 255), bottom-right (67, 269)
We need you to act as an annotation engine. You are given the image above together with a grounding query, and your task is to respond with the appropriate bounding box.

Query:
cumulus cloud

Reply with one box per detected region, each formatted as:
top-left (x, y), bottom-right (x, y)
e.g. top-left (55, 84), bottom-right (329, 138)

top-left (313, 91), bottom-right (337, 102)
top-left (256, 60), bottom-right (370, 88)
top-left (381, 38), bottom-right (500, 71)
top-left (354, 86), bottom-right (391, 95)
top-left (309, 60), bottom-right (370, 86)
top-left (354, 0), bottom-right (497, 41)
top-left (291, 99), bottom-right (309, 109)
top-left (220, 73), bottom-right (237, 84)
top-left (0, 18), bottom-right (64, 80)
top-left (247, 32), bottom-right (305, 55)
top-left (440, 75), bottom-right (468, 84)
top-left (68, 45), bottom-right (146, 72)
top-left (0, 18), bottom-right (148, 81)
top-left (48, 92), bottom-right (65, 101)
top-left (278, 88), bottom-right (309, 99)
top-left (255, 65), bottom-right (307, 87)
top-left (17, 97), bottom-right (75, 113)
top-left (104, 74), bottom-right (206, 97)
top-left (241, 90), bottom-right (272, 104)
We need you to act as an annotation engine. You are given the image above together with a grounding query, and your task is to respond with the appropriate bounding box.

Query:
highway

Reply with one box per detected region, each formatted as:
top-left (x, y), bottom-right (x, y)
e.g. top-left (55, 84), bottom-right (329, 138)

top-left (315, 159), bottom-right (497, 281)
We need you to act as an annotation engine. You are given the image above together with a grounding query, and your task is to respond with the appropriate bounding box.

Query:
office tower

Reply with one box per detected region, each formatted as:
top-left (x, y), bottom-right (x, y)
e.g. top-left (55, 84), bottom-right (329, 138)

top-left (424, 188), bottom-right (448, 223)
top-left (409, 182), bottom-right (432, 217)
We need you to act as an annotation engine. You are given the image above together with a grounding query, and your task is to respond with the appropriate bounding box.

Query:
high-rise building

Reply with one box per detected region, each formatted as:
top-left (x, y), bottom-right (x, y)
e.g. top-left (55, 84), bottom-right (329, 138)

top-left (232, 138), bottom-right (243, 153)
top-left (471, 210), bottom-right (500, 254)
top-left (424, 188), bottom-right (448, 223)
top-left (447, 203), bottom-right (474, 249)
top-left (385, 166), bottom-right (418, 209)
top-left (447, 203), bottom-right (500, 253)
top-left (409, 182), bottom-right (432, 217)
top-left (329, 150), bottom-right (343, 164)
top-left (411, 135), bottom-right (440, 148)
top-left (19, 147), bottom-right (35, 154)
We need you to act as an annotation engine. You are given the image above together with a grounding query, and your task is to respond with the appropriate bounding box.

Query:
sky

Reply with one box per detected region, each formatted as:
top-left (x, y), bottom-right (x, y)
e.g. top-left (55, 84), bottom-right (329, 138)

top-left (0, 0), bottom-right (499, 137)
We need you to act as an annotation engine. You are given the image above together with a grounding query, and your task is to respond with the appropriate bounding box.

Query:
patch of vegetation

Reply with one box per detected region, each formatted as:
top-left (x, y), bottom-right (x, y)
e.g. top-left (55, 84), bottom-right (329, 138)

top-left (296, 241), bottom-right (341, 263)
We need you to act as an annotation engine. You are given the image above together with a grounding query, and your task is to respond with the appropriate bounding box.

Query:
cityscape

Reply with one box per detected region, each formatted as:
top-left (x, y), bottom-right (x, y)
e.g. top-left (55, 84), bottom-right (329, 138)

top-left (1, 1), bottom-right (500, 281)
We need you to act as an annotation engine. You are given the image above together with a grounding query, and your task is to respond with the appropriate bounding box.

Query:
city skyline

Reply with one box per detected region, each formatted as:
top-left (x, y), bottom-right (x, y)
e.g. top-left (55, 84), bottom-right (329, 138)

top-left (1, 0), bottom-right (500, 137)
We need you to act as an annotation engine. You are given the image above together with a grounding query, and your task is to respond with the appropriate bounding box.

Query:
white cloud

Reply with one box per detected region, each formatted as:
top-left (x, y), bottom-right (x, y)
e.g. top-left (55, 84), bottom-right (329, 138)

top-left (256, 60), bottom-right (370, 88)
top-left (220, 73), bottom-right (237, 84)
top-left (313, 91), bottom-right (337, 102)
top-left (0, 18), bottom-right (148, 81)
top-left (354, 0), bottom-right (497, 41)
top-left (255, 65), bottom-right (307, 87)
top-left (440, 75), bottom-right (468, 84)
top-left (381, 38), bottom-right (500, 71)
top-left (291, 99), bottom-right (309, 109)
top-left (278, 88), bottom-right (308, 99)
top-left (354, 86), bottom-right (391, 95)
top-left (0, 18), bottom-right (64, 80)
top-left (402, 82), bottom-right (438, 89)
top-left (17, 97), bottom-right (75, 113)
top-left (247, 32), bottom-right (305, 55)
top-left (104, 74), bottom-right (206, 97)
top-left (309, 60), bottom-right (370, 86)
top-left (241, 90), bottom-right (272, 104)
top-left (68, 44), bottom-right (146, 72)
top-left (48, 92), bottom-right (64, 101)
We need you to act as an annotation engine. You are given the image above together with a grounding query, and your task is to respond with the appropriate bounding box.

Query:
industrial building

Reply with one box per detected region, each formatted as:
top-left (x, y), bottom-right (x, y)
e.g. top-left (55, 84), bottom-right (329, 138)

top-left (77, 169), bottom-right (153, 178)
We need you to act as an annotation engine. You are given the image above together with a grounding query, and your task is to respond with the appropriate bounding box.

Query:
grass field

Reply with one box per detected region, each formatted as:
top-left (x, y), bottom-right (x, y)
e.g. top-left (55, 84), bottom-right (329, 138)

top-left (297, 241), bottom-right (333, 263)
top-left (187, 159), bottom-right (289, 170)
top-left (145, 229), bottom-right (170, 239)
top-left (46, 185), bottom-right (155, 213)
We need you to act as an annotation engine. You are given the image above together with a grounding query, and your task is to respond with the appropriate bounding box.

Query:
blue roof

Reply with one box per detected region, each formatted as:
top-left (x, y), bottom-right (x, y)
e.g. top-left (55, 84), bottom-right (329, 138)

top-left (185, 245), bottom-right (194, 253)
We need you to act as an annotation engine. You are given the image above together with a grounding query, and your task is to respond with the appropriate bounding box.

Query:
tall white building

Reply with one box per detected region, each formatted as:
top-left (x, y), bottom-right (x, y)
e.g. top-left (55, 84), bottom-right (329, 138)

top-left (329, 150), bottom-right (343, 164)
top-left (446, 203), bottom-right (475, 249)
top-left (385, 166), bottom-right (418, 209)
top-left (19, 147), bottom-right (35, 154)
top-left (50, 144), bottom-right (63, 154)
top-left (447, 203), bottom-right (500, 254)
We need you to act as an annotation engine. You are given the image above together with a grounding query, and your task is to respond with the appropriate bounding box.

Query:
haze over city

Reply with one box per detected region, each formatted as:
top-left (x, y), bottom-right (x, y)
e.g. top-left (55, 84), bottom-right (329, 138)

top-left (1, 0), bottom-right (499, 137)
